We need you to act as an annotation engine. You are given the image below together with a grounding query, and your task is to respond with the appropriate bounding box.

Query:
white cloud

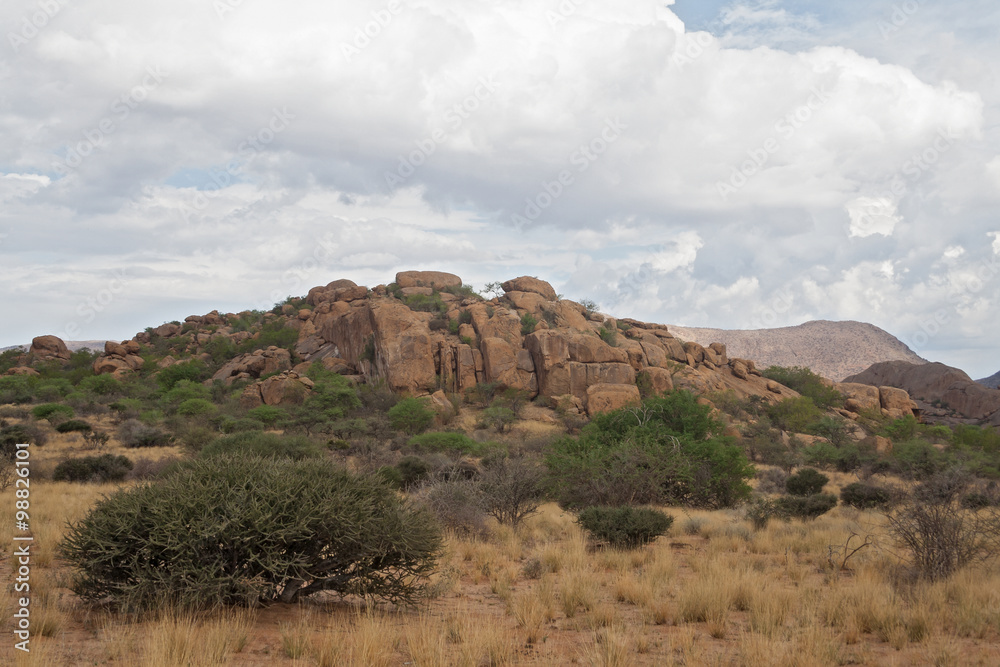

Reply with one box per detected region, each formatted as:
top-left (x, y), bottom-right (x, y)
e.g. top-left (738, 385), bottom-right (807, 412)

top-left (1, 0), bottom-right (999, 377)
top-left (846, 197), bottom-right (901, 238)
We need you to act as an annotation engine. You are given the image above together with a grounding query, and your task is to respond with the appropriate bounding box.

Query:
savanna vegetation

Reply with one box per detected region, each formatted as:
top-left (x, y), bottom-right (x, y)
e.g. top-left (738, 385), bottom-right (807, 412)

top-left (4, 302), bottom-right (1000, 666)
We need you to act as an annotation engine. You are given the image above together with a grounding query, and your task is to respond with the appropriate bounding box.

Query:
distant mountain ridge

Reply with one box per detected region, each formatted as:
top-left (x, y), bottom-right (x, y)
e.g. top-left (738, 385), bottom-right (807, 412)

top-left (979, 371), bottom-right (1000, 389)
top-left (667, 320), bottom-right (927, 382)
top-left (2, 341), bottom-right (107, 354)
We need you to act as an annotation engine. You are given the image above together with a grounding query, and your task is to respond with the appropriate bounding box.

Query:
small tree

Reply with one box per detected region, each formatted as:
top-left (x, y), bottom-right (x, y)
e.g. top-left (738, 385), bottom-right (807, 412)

top-left (884, 469), bottom-right (1000, 580)
top-left (577, 506), bottom-right (673, 549)
top-left (479, 455), bottom-right (545, 527)
top-left (785, 468), bottom-right (829, 496)
top-left (61, 455), bottom-right (442, 609)
top-left (388, 398), bottom-right (435, 435)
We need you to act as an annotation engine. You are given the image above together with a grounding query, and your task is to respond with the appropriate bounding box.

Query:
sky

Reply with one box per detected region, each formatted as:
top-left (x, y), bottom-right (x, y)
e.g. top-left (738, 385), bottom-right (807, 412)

top-left (1, 0), bottom-right (998, 378)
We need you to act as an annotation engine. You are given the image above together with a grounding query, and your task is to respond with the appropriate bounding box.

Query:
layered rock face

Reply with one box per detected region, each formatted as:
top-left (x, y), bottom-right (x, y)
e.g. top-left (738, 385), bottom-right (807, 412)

top-left (845, 361), bottom-right (1000, 423)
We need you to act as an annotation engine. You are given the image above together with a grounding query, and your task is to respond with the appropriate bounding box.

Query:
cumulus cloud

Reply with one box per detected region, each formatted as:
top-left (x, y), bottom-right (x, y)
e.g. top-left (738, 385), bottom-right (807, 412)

top-left (1, 0), bottom-right (999, 376)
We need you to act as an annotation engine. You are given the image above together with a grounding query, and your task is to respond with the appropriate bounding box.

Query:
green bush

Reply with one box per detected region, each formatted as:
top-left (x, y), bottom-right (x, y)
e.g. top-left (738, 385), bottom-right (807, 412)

top-left (218, 417), bottom-right (265, 434)
top-left (547, 391), bottom-right (753, 509)
top-left (577, 506), bottom-right (673, 548)
top-left (32, 403), bottom-right (75, 423)
top-left (761, 366), bottom-right (844, 410)
top-left (775, 493), bottom-right (837, 520)
top-left (175, 398), bottom-right (217, 416)
top-left (291, 367), bottom-right (361, 433)
top-left (891, 440), bottom-right (952, 479)
top-left (53, 454), bottom-right (133, 483)
top-left (236, 320), bottom-right (299, 355)
top-left (78, 374), bottom-right (124, 397)
top-left (37, 378), bottom-right (74, 401)
top-left (409, 431), bottom-right (483, 455)
top-left (767, 396), bottom-right (823, 433)
top-left (117, 419), bottom-right (173, 448)
top-left (55, 419), bottom-right (92, 434)
top-left (247, 405), bottom-right (288, 425)
top-left (520, 312), bottom-right (538, 336)
top-left (0, 376), bottom-right (37, 404)
top-left (841, 482), bottom-right (894, 509)
top-left (157, 360), bottom-right (208, 391)
top-left (882, 415), bottom-right (920, 443)
top-left (401, 292), bottom-right (447, 315)
top-left (785, 468), bottom-right (829, 496)
top-left (479, 406), bottom-right (516, 433)
top-left (60, 455), bottom-right (442, 609)
top-left (0, 424), bottom-right (47, 456)
top-left (397, 455), bottom-right (432, 489)
top-left (388, 398), bottom-right (435, 435)
top-left (200, 432), bottom-right (323, 460)
top-left (598, 326), bottom-right (617, 347)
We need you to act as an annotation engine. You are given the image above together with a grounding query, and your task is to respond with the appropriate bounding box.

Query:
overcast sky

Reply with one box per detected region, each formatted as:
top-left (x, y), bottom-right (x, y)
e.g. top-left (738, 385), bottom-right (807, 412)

top-left (1, 0), bottom-right (998, 377)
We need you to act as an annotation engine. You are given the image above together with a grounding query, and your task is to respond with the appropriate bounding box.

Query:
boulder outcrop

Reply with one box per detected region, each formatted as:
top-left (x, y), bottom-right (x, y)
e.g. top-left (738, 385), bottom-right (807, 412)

top-left (29, 335), bottom-right (71, 362)
top-left (845, 361), bottom-right (998, 422)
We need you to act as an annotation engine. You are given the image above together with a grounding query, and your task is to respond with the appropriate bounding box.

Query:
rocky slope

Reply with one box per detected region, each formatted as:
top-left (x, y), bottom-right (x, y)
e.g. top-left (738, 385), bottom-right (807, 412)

top-left (67, 271), bottom-right (811, 418)
top-left (845, 361), bottom-right (1000, 426)
top-left (667, 320), bottom-right (926, 382)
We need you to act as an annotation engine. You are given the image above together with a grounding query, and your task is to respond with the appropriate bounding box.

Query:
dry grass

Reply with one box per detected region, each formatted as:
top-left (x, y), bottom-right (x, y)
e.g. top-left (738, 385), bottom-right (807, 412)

top-left (10, 470), bottom-right (1000, 667)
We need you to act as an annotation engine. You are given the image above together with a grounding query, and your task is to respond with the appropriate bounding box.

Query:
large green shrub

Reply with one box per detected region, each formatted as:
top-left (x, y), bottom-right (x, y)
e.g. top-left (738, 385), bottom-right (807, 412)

top-left (0, 376), bottom-right (37, 404)
top-left (53, 454), bottom-right (133, 483)
top-left (156, 360), bottom-right (209, 391)
top-left (577, 506), bottom-right (673, 548)
top-left (60, 455), bottom-right (442, 609)
top-left (841, 482), bottom-right (894, 509)
top-left (32, 402), bottom-right (75, 423)
top-left (388, 397), bottom-right (435, 435)
top-left (761, 366), bottom-right (845, 410)
top-left (767, 396), bottom-right (823, 433)
top-left (785, 468), bottom-right (828, 496)
top-left (55, 419), bottom-right (92, 434)
top-left (117, 419), bottom-right (173, 448)
top-left (247, 405), bottom-right (288, 425)
top-left (78, 374), bottom-right (124, 397)
top-left (175, 398), bottom-right (217, 416)
top-left (775, 493), bottom-right (837, 520)
top-left (200, 432), bottom-right (322, 460)
top-left (409, 431), bottom-right (483, 455)
top-left (547, 391), bottom-right (753, 509)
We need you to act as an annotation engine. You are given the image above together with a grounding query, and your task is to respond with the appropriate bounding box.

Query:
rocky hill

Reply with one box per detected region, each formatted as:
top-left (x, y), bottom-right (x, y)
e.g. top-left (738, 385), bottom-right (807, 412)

top-left (978, 370), bottom-right (1000, 389)
top-left (845, 360), bottom-right (1000, 426)
top-left (667, 320), bottom-right (926, 382)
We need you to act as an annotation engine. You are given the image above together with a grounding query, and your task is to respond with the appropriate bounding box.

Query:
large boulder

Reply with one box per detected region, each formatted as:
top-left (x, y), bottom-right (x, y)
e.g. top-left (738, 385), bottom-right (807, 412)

top-left (29, 335), bottom-right (71, 361)
top-left (240, 372), bottom-right (313, 408)
top-left (501, 276), bottom-right (558, 301)
top-left (395, 270), bottom-right (463, 290)
top-left (845, 360), bottom-right (1000, 421)
top-left (212, 347), bottom-right (292, 383)
top-left (480, 337), bottom-right (537, 393)
top-left (369, 299), bottom-right (437, 394)
top-left (639, 367), bottom-right (674, 395)
top-left (586, 383), bottom-right (641, 416)
top-left (879, 386), bottom-right (917, 420)
top-left (835, 382), bottom-right (881, 414)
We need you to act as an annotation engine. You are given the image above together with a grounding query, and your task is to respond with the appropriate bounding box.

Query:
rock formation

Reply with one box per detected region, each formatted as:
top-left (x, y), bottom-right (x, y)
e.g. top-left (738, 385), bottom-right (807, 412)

top-left (845, 361), bottom-right (1000, 424)
top-left (28, 335), bottom-right (71, 362)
